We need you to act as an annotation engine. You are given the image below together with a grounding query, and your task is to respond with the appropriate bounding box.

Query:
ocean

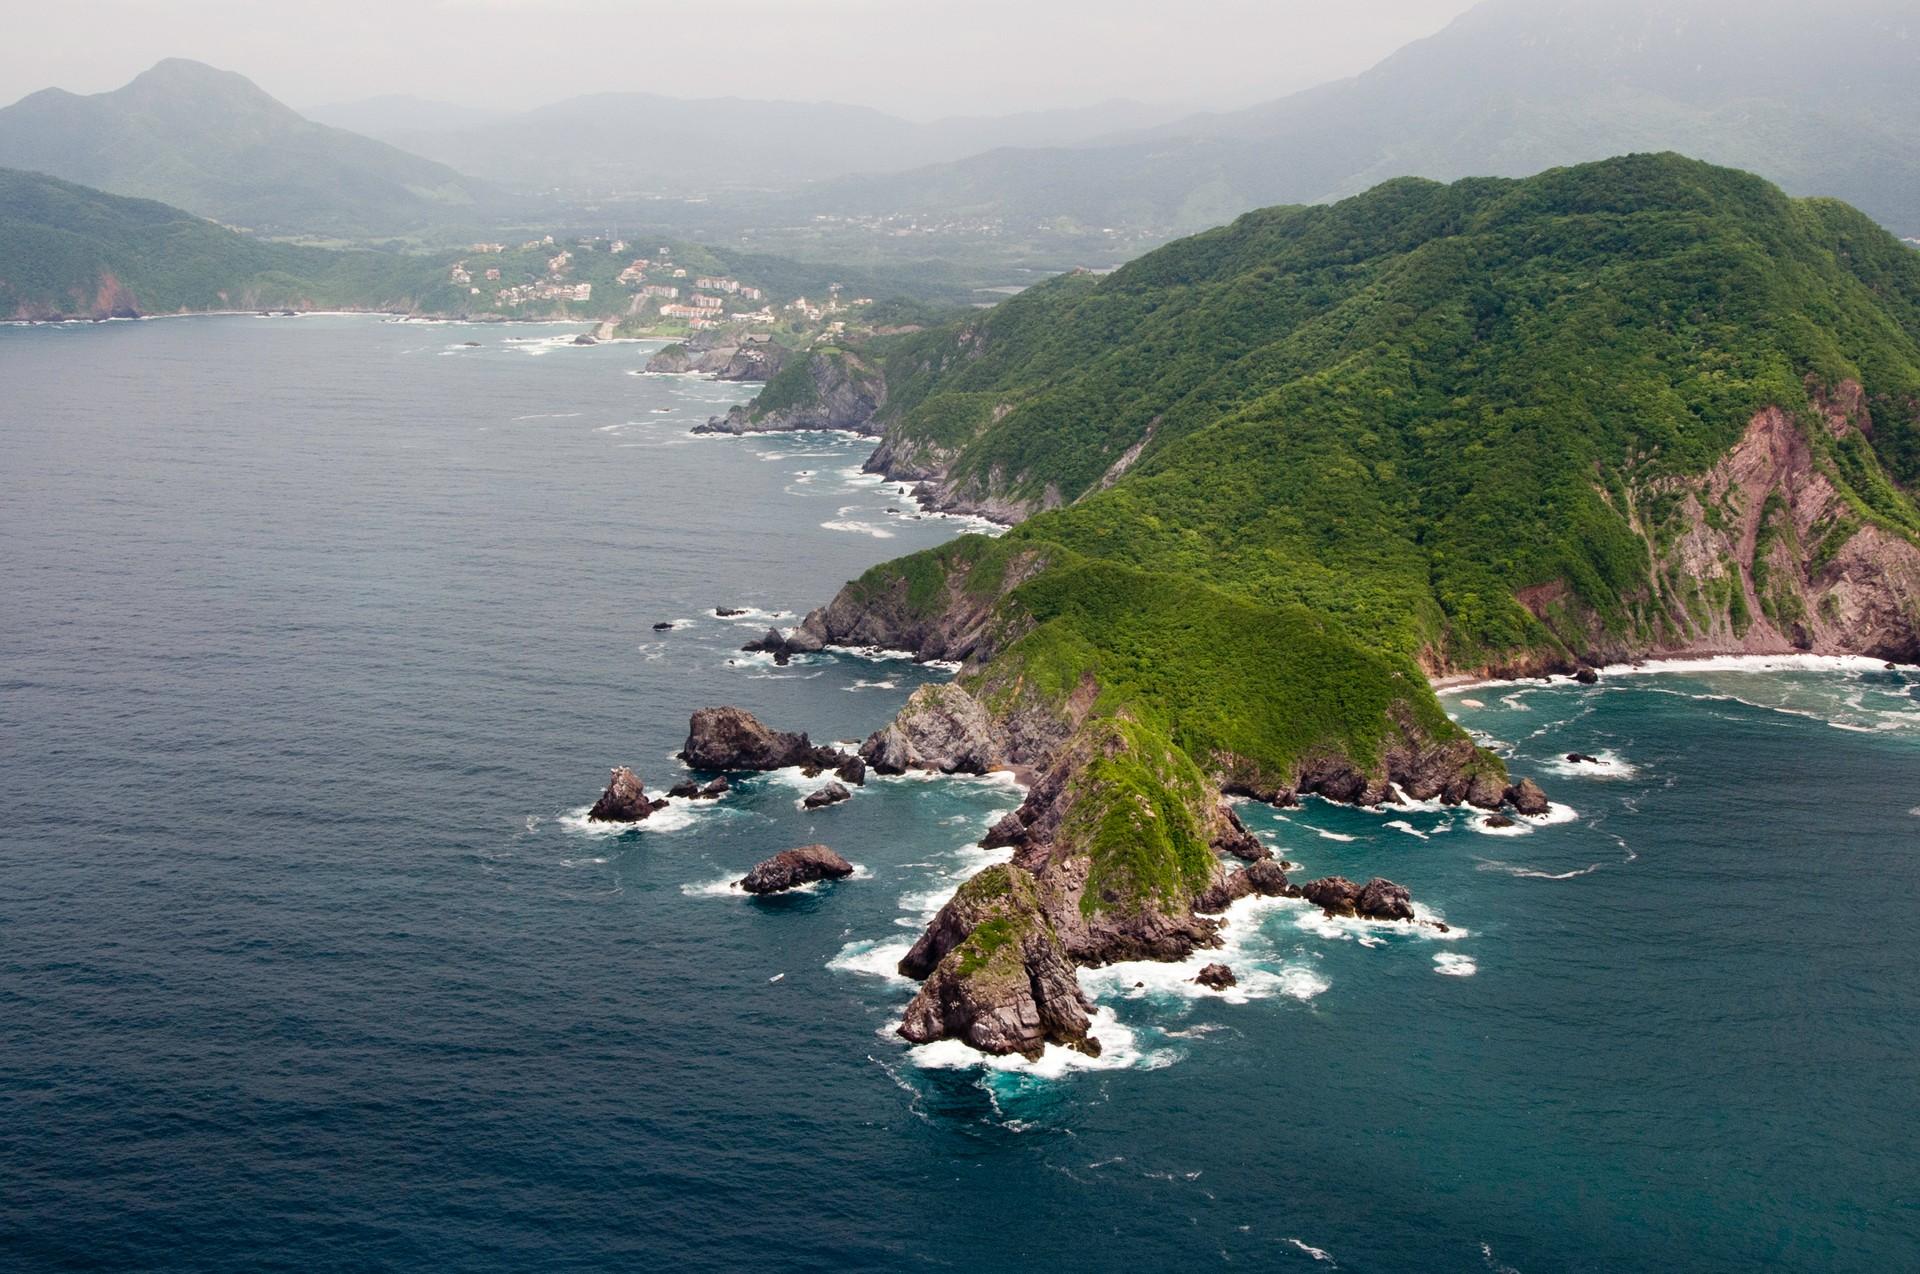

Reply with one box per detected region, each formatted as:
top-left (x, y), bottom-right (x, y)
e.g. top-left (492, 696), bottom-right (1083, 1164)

top-left (2, 315), bottom-right (1915, 1272)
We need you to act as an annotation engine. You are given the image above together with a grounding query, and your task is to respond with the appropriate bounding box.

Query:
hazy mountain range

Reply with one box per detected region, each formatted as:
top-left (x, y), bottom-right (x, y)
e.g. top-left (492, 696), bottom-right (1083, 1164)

top-left (799, 0), bottom-right (1920, 237)
top-left (307, 94), bottom-right (1184, 195)
top-left (0, 0), bottom-right (1914, 246)
top-left (0, 59), bottom-right (487, 237)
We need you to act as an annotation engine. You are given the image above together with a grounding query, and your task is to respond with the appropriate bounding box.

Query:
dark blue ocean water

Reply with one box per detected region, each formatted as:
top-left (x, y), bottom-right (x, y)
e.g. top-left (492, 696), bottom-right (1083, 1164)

top-left (2, 316), bottom-right (1917, 1273)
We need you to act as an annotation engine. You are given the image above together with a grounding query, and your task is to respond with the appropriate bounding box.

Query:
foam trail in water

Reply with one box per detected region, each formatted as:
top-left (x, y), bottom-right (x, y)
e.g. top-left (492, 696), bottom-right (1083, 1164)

top-left (1541, 749), bottom-right (1637, 779)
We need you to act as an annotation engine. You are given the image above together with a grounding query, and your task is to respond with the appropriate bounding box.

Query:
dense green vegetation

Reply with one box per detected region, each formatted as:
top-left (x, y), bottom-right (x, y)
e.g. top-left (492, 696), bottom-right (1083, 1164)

top-left (0, 169), bottom-right (970, 323)
top-left (808, 159), bottom-right (1920, 923)
top-left (867, 156), bottom-right (1920, 669)
top-left (0, 169), bottom-right (442, 317)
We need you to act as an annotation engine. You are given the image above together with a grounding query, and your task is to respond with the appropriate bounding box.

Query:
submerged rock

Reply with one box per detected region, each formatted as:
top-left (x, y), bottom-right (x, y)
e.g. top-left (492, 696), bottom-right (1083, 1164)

top-left (737, 844), bottom-right (855, 895)
top-left (1574, 666), bottom-right (1600, 684)
top-left (698, 776), bottom-right (731, 799)
top-left (667, 780), bottom-right (700, 799)
top-left (802, 781), bottom-right (851, 809)
top-left (1485, 813), bottom-right (1516, 828)
top-left (1194, 963), bottom-right (1237, 990)
top-left (1566, 752), bottom-right (1600, 765)
top-left (587, 767), bottom-right (653, 822)
top-left (652, 621), bottom-right (676, 631)
top-left (715, 607), bottom-right (747, 617)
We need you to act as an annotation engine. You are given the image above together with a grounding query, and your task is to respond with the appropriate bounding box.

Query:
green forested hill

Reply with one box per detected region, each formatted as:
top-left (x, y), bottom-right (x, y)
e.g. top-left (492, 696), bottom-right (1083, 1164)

top-left (861, 155), bottom-right (1920, 673)
top-left (0, 169), bottom-right (443, 318)
top-left (785, 154), bottom-right (1920, 1048)
top-left (0, 59), bottom-right (486, 238)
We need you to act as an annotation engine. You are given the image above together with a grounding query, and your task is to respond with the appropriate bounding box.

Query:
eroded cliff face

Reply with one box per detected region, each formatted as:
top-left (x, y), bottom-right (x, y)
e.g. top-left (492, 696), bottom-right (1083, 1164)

top-left (695, 351), bottom-right (886, 436)
top-left (1642, 397), bottom-right (1920, 661)
top-left (1511, 392), bottom-right (1920, 670)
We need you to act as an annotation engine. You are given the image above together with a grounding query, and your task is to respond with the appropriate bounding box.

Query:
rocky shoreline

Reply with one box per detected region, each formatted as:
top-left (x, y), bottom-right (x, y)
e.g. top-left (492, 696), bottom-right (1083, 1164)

top-left (642, 644), bottom-right (1546, 1060)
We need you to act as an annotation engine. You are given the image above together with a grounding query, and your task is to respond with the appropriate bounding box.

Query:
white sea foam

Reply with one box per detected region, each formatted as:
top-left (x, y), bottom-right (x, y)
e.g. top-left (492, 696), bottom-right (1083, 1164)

top-left (1081, 895), bottom-right (1332, 1007)
top-left (1284, 1238), bottom-right (1337, 1263)
top-left (1541, 749), bottom-right (1638, 779)
top-left (1383, 819), bottom-right (1430, 839)
top-left (557, 800), bottom-right (703, 835)
top-left (904, 1007), bottom-right (1172, 1077)
top-left (845, 678), bottom-right (898, 691)
top-left (1287, 897), bottom-right (1466, 942)
top-left (1477, 857), bottom-right (1603, 880)
top-left (681, 873), bottom-right (750, 898)
top-left (829, 938), bottom-right (915, 982)
top-left (820, 519), bottom-right (896, 538)
top-left (1434, 953), bottom-right (1478, 977)
top-left (1599, 653), bottom-right (1893, 678)
top-left (1526, 801), bottom-right (1579, 827)
top-left (688, 863), bottom-right (870, 900)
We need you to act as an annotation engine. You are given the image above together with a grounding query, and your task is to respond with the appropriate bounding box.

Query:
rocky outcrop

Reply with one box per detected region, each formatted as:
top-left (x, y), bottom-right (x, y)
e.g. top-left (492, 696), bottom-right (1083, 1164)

top-left (1194, 963), bottom-right (1237, 990)
top-left (1504, 778), bottom-right (1550, 816)
top-left (1299, 876), bottom-right (1417, 922)
top-left (680, 707), bottom-right (846, 772)
top-left (649, 338), bottom-right (790, 381)
top-left (737, 845), bottom-right (855, 895)
top-left (715, 341), bottom-right (790, 382)
top-left (795, 544), bottom-right (1054, 666)
top-left (1195, 857), bottom-right (1292, 912)
top-left (1211, 806), bottom-right (1269, 861)
top-left (858, 683), bottom-right (996, 775)
top-left (833, 754), bottom-right (867, 786)
top-left (587, 767), bottom-right (659, 822)
top-left (694, 351), bottom-right (886, 436)
top-left (802, 782), bottom-right (851, 809)
top-left (896, 866), bottom-right (1097, 1060)
top-left (644, 343), bottom-right (695, 373)
top-left (742, 625), bottom-right (825, 665)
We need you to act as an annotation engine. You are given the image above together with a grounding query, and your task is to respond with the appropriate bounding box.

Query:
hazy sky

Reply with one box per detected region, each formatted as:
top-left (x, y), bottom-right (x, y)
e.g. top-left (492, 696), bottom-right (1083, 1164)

top-left (0, 0), bottom-right (1482, 118)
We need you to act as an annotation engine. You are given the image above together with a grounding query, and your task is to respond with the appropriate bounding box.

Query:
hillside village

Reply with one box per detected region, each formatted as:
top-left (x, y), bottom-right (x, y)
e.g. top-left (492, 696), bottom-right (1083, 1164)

top-left (431, 234), bottom-right (874, 335)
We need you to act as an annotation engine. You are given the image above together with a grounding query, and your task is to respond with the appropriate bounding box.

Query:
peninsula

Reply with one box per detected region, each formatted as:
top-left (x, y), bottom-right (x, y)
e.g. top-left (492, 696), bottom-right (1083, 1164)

top-left (684, 155), bottom-right (1920, 1057)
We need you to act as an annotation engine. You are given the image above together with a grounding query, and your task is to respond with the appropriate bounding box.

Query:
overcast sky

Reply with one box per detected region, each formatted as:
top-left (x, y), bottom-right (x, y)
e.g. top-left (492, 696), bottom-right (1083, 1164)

top-left (0, 0), bottom-right (1482, 118)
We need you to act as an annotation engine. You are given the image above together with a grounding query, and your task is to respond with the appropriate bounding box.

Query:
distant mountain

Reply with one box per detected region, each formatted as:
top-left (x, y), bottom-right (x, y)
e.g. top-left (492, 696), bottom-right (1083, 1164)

top-left (304, 94), bottom-right (507, 137)
top-left (798, 0), bottom-right (1920, 237)
top-left (351, 92), bottom-right (1181, 194)
top-left (0, 168), bottom-right (441, 319)
top-left (0, 60), bottom-right (489, 236)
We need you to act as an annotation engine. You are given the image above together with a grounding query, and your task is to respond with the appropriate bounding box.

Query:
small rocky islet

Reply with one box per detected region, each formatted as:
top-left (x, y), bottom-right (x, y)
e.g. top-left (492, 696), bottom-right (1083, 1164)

top-left (736, 845), bottom-right (855, 896)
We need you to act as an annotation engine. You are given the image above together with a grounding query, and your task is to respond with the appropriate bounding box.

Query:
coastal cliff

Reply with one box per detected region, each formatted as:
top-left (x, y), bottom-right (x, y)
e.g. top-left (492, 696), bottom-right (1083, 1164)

top-left (705, 156), bottom-right (1920, 1057)
top-left (694, 348), bottom-right (885, 436)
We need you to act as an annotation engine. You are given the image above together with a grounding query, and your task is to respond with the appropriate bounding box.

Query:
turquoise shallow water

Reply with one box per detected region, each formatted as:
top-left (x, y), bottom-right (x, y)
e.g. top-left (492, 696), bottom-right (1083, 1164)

top-left (2, 316), bottom-right (1917, 1271)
